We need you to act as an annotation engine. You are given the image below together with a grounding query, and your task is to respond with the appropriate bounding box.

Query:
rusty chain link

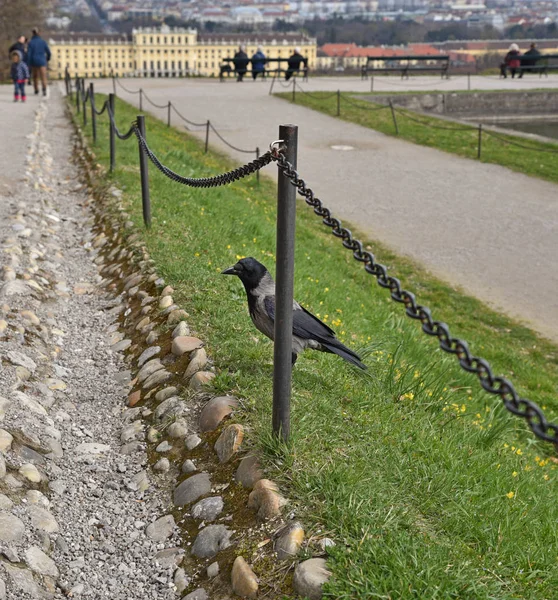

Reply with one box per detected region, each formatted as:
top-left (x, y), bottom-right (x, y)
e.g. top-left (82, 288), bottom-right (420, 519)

top-left (270, 146), bottom-right (558, 446)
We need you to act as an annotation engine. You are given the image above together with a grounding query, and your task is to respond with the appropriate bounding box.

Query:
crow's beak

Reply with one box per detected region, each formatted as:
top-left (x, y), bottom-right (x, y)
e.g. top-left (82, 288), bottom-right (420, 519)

top-left (221, 265), bottom-right (237, 276)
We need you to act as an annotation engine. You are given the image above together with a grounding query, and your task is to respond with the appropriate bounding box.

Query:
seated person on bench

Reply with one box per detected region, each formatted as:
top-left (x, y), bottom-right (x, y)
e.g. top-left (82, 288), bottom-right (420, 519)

top-left (285, 48), bottom-right (304, 81)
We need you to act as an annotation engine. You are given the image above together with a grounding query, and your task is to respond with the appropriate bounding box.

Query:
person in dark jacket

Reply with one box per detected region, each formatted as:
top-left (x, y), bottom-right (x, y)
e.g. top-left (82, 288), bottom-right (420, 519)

top-left (27, 28), bottom-right (51, 96)
top-left (8, 35), bottom-right (27, 63)
top-left (233, 46), bottom-right (249, 82)
top-left (285, 48), bottom-right (306, 81)
top-left (500, 43), bottom-right (521, 79)
top-left (519, 43), bottom-right (542, 78)
top-left (251, 47), bottom-right (266, 81)
top-left (10, 51), bottom-right (30, 102)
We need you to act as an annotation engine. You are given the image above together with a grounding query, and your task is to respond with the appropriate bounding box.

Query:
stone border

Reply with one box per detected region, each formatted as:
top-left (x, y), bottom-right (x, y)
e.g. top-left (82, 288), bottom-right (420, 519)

top-left (69, 99), bottom-right (333, 599)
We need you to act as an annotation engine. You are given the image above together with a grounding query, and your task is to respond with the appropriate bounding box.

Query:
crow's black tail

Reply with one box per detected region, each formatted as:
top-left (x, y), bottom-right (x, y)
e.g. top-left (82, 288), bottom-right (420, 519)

top-left (321, 339), bottom-right (367, 370)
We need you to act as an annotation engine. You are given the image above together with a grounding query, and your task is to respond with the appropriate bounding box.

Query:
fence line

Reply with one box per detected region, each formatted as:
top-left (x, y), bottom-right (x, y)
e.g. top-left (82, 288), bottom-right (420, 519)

top-left (65, 72), bottom-right (558, 448)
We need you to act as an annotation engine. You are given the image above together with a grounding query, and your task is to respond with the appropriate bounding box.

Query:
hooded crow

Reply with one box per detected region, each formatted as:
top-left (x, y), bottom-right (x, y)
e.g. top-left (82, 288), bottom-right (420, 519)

top-left (222, 257), bottom-right (366, 369)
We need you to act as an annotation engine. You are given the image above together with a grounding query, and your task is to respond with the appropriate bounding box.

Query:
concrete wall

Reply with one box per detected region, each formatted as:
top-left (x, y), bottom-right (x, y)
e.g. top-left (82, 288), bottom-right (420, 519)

top-left (367, 91), bottom-right (558, 116)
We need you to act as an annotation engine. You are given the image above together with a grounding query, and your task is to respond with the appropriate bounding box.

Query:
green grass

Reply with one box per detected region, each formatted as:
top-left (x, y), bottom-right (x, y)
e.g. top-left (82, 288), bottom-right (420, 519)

top-left (82, 95), bottom-right (558, 599)
top-left (278, 90), bottom-right (558, 185)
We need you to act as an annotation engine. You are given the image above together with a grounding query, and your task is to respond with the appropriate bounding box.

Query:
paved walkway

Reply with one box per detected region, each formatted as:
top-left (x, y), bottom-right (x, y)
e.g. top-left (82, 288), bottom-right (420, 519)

top-left (93, 76), bottom-right (558, 342)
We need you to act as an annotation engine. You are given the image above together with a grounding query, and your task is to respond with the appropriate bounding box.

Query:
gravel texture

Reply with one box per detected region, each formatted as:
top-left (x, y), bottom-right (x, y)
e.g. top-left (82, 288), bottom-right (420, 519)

top-left (0, 87), bottom-right (181, 599)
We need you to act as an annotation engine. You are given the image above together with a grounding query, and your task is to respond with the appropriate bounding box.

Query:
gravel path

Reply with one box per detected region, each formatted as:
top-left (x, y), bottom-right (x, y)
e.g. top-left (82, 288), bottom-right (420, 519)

top-left (94, 76), bottom-right (558, 343)
top-left (0, 87), bottom-right (181, 598)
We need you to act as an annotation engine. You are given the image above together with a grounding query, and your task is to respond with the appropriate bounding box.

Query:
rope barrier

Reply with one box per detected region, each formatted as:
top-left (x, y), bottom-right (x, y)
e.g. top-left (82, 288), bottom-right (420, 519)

top-left (106, 104), bottom-right (137, 140)
top-left (393, 107), bottom-right (475, 132)
top-left (482, 128), bottom-right (558, 153)
top-left (340, 94), bottom-right (391, 111)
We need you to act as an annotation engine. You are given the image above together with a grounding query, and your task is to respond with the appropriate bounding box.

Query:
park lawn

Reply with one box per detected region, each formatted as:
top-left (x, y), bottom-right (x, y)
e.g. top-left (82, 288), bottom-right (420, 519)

top-left (81, 95), bottom-right (557, 599)
top-left (276, 90), bottom-right (558, 185)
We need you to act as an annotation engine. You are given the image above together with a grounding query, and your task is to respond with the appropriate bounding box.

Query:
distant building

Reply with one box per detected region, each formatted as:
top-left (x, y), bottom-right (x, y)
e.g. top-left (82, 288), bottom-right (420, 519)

top-left (48, 26), bottom-right (317, 78)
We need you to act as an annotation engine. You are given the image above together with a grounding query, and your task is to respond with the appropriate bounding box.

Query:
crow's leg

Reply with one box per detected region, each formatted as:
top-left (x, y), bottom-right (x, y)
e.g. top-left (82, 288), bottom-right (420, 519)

top-left (291, 353), bottom-right (298, 366)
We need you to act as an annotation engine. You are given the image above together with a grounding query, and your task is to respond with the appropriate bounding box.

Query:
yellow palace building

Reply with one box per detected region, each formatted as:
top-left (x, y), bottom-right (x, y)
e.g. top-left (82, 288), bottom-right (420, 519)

top-left (48, 26), bottom-right (317, 79)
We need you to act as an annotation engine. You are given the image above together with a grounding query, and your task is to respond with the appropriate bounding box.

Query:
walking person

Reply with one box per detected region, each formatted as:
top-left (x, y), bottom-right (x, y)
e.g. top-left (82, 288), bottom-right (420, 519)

top-left (8, 35), bottom-right (27, 63)
top-left (251, 46), bottom-right (266, 81)
top-left (11, 51), bottom-right (30, 102)
top-left (27, 28), bottom-right (51, 96)
top-left (233, 46), bottom-right (249, 82)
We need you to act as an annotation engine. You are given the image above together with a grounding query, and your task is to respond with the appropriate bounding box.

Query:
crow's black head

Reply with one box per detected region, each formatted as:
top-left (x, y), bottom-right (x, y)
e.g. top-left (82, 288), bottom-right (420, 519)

top-left (221, 256), bottom-right (269, 290)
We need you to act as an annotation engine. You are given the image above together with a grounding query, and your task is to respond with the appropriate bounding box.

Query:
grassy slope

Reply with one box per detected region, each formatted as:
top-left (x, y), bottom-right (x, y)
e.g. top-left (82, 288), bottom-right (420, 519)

top-left (278, 90), bottom-right (558, 185)
top-left (84, 95), bottom-right (557, 599)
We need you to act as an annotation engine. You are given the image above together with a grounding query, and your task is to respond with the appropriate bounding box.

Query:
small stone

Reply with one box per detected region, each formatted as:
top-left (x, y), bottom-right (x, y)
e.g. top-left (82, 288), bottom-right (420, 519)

top-left (145, 331), bottom-right (158, 345)
top-left (184, 348), bottom-right (208, 379)
top-left (28, 506), bottom-right (59, 532)
top-left (26, 490), bottom-right (50, 506)
top-left (167, 309), bottom-right (189, 326)
top-left (69, 584), bottom-right (84, 596)
top-left (247, 479), bottom-right (287, 520)
top-left (235, 455), bottom-right (263, 490)
top-left (185, 434), bottom-right (201, 450)
top-left (128, 390), bottom-right (141, 407)
top-left (181, 459), bottom-right (196, 474)
top-left (137, 359), bottom-right (164, 383)
top-left (0, 456), bottom-right (5, 479)
top-left (112, 339), bottom-right (132, 352)
top-left (275, 522), bottom-right (305, 560)
top-left (214, 424), bottom-right (244, 463)
top-left (155, 387), bottom-right (177, 402)
top-left (199, 396), bottom-right (239, 433)
top-left (172, 321), bottom-right (190, 338)
top-left (159, 295), bottom-right (173, 309)
top-left (293, 558), bottom-right (331, 600)
top-left (20, 310), bottom-right (40, 325)
top-left (135, 316), bottom-right (150, 331)
top-left (74, 442), bottom-right (111, 455)
top-left (171, 336), bottom-right (203, 357)
top-left (19, 463), bottom-right (42, 483)
top-left (6, 351), bottom-right (37, 373)
top-left (168, 420), bottom-right (188, 439)
top-left (154, 547), bottom-right (184, 569)
top-left (143, 369), bottom-right (171, 389)
top-left (24, 546), bottom-right (59, 577)
top-left (155, 441), bottom-right (172, 453)
top-left (207, 561), bottom-right (220, 578)
top-left (191, 496), bottom-right (224, 521)
top-left (154, 458), bottom-right (170, 473)
top-left (145, 515), bottom-right (175, 542)
top-left (174, 567), bottom-right (190, 594)
top-left (191, 524), bottom-right (231, 558)
top-left (121, 421), bottom-right (143, 443)
top-left (161, 285), bottom-right (174, 296)
top-left (0, 495), bottom-right (13, 510)
top-left (318, 538), bottom-right (336, 552)
top-left (154, 396), bottom-right (184, 422)
top-left (137, 346), bottom-right (161, 367)
top-left (132, 470), bottom-right (149, 492)
top-left (121, 441), bottom-right (143, 455)
top-left (0, 320), bottom-right (7, 334)
top-left (147, 427), bottom-right (160, 443)
top-left (173, 472), bottom-right (211, 506)
top-left (0, 430), bottom-right (13, 453)
top-left (231, 556), bottom-right (259, 599)
top-left (15, 366), bottom-right (31, 381)
top-left (183, 589), bottom-right (208, 600)
top-left (45, 378), bottom-right (67, 391)
top-left (189, 371), bottom-right (215, 391)
top-left (0, 513), bottom-right (25, 542)
top-left (4, 564), bottom-right (45, 598)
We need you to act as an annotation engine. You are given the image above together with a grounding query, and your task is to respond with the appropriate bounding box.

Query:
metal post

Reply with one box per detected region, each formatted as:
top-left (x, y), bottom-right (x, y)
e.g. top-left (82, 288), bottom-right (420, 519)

top-left (112, 74), bottom-right (116, 96)
top-left (167, 101), bottom-right (171, 127)
top-left (90, 83), bottom-right (97, 144)
top-left (272, 124), bottom-right (298, 442)
top-left (468, 73), bottom-right (471, 91)
top-left (477, 124), bottom-right (482, 159)
top-left (137, 116), bottom-right (151, 228)
top-left (255, 147), bottom-right (260, 184)
top-left (370, 75), bottom-right (374, 93)
top-left (139, 89), bottom-right (143, 111)
top-left (389, 100), bottom-right (399, 135)
top-left (336, 89), bottom-right (340, 116)
top-left (205, 120), bottom-right (210, 153)
top-left (292, 78), bottom-right (296, 103)
top-left (109, 93), bottom-right (116, 173)
top-left (76, 79), bottom-right (80, 113)
top-left (82, 84), bottom-right (88, 127)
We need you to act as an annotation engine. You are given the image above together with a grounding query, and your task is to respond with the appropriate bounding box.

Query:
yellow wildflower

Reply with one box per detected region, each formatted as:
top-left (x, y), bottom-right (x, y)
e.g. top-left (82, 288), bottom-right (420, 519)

top-left (506, 492), bottom-right (515, 499)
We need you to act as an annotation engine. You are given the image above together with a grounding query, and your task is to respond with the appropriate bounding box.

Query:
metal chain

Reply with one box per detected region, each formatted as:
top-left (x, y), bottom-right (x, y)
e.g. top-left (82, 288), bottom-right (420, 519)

top-left (482, 128), bottom-right (558, 153)
top-left (142, 91), bottom-right (169, 110)
top-left (170, 104), bottom-right (206, 128)
top-left (208, 123), bottom-right (257, 154)
top-left (134, 127), bottom-right (273, 187)
top-left (114, 77), bottom-right (141, 95)
top-left (92, 100), bottom-right (108, 116)
top-left (106, 105), bottom-right (137, 140)
top-left (270, 147), bottom-right (558, 446)
top-left (394, 107), bottom-right (474, 132)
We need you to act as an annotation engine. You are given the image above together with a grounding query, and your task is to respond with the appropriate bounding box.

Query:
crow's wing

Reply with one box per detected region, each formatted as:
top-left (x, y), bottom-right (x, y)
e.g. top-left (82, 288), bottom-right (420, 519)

top-left (264, 296), bottom-right (336, 340)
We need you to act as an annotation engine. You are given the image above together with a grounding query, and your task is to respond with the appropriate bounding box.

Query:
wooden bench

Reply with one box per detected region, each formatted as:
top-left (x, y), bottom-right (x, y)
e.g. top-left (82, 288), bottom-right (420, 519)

top-left (219, 57), bottom-right (308, 81)
top-left (516, 54), bottom-right (558, 77)
top-left (361, 55), bottom-right (450, 80)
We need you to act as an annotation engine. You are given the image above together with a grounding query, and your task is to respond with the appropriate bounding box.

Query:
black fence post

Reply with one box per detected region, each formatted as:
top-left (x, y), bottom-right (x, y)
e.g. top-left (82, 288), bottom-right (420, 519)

top-left (370, 75), bottom-right (374, 93)
top-left (109, 93), bottom-right (116, 173)
top-left (82, 82), bottom-right (88, 127)
top-left (205, 120), bottom-right (210, 153)
top-left (90, 83), bottom-right (97, 144)
top-left (255, 146), bottom-right (260, 185)
top-left (76, 78), bottom-right (80, 114)
top-left (292, 78), bottom-right (296, 103)
top-left (167, 101), bottom-right (171, 127)
top-left (336, 89), bottom-right (341, 116)
top-left (389, 100), bottom-right (399, 135)
top-left (272, 124), bottom-right (298, 442)
top-left (477, 124), bottom-right (482, 159)
top-left (137, 116), bottom-right (151, 229)
top-left (139, 89), bottom-right (143, 111)
top-left (112, 72), bottom-right (116, 96)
